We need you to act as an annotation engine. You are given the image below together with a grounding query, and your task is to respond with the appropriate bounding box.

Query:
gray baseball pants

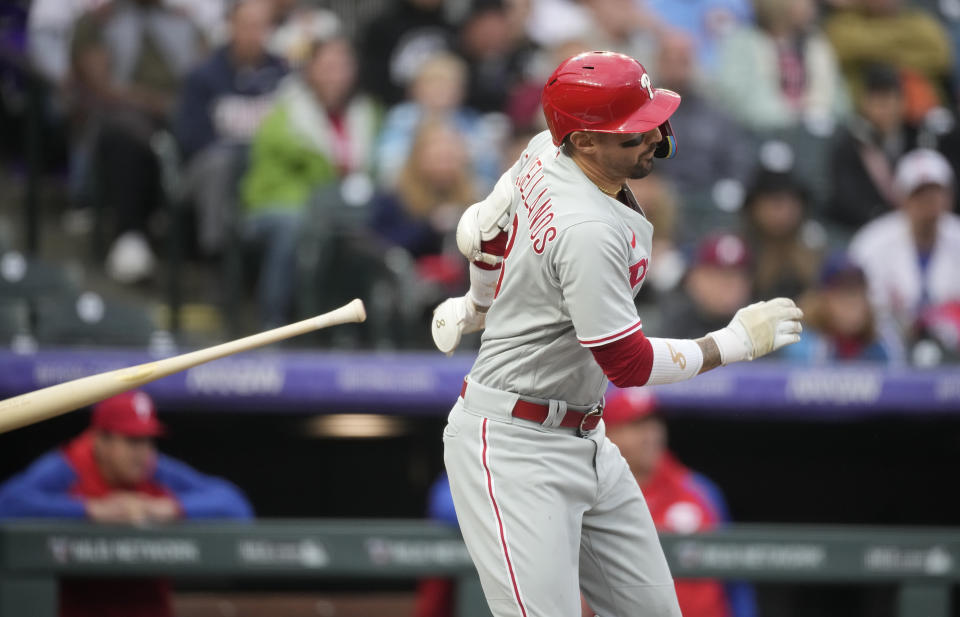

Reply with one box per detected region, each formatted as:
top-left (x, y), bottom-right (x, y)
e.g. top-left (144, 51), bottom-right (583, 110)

top-left (443, 379), bottom-right (682, 617)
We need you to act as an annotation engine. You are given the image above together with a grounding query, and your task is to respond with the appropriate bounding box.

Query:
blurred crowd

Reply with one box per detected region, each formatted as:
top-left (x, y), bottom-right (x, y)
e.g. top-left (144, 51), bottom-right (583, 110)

top-left (3, 0), bottom-right (959, 363)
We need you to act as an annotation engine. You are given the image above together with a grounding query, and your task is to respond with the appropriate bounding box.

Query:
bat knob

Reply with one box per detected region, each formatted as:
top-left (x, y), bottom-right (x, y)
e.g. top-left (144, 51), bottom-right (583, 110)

top-left (347, 299), bottom-right (367, 323)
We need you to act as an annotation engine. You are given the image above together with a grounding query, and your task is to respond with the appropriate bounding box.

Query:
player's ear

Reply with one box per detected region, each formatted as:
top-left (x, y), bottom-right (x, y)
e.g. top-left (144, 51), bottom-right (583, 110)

top-left (568, 131), bottom-right (598, 154)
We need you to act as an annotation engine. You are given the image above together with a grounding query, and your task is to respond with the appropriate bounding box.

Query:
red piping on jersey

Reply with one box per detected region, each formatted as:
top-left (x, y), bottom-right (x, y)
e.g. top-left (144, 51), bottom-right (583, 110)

top-left (481, 418), bottom-right (528, 617)
top-left (494, 214), bottom-right (519, 298)
top-left (578, 318), bottom-right (644, 347)
top-left (590, 329), bottom-right (655, 387)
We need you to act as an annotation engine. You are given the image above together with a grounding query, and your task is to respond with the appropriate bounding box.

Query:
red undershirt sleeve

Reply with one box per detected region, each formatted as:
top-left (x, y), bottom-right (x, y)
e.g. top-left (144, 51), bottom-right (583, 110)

top-left (590, 329), bottom-right (655, 387)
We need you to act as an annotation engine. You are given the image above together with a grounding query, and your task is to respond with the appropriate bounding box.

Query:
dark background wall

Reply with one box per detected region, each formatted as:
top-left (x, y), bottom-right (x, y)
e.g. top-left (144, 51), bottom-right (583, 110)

top-left (3, 407), bottom-right (959, 524)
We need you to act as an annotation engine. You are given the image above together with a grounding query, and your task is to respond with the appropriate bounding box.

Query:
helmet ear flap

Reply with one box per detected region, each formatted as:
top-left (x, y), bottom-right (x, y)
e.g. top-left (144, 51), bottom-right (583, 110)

top-left (654, 120), bottom-right (677, 159)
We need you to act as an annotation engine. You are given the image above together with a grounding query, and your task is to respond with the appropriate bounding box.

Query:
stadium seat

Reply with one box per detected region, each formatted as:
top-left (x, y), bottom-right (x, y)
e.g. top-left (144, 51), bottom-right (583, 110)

top-left (0, 297), bottom-right (30, 345)
top-left (679, 189), bottom-right (741, 244)
top-left (753, 124), bottom-right (835, 215)
top-left (0, 251), bottom-right (78, 301)
top-left (34, 291), bottom-right (157, 347)
top-left (295, 184), bottom-right (397, 347)
top-left (155, 130), bottom-right (253, 337)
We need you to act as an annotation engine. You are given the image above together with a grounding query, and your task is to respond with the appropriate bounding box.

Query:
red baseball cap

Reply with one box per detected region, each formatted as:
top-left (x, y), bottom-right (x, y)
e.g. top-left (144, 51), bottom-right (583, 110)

top-left (91, 391), bottom-right (166, 437)
top-left (694, 233), bottom-right (751, 269)
top-left (602, 388), bottom-right (658, 428)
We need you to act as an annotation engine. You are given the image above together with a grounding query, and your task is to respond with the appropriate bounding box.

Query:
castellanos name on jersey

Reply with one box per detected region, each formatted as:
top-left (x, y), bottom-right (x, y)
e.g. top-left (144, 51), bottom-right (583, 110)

top-left (470, 131), bottom-right (654, 408)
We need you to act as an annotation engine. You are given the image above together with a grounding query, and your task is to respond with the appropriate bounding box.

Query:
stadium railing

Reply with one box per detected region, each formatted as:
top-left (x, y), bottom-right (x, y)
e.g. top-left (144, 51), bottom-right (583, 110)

top-left (1, 521), bottom-right (956, 617)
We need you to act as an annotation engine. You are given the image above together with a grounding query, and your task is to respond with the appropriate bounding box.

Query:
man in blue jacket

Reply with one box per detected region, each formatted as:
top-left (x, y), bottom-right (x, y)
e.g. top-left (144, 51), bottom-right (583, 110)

top-left (173, 0), bottom-right (288, 256)
top-left (0, 390), bottom-right (252, 617)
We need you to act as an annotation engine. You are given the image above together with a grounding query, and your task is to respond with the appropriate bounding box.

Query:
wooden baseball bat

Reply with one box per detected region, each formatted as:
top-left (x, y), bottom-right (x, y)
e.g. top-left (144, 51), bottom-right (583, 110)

top-left (0, 298), bottom-right (366, 434)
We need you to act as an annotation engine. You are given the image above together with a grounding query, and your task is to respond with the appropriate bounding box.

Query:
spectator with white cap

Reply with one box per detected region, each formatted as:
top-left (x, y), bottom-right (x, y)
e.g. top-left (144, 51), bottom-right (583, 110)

top-left (849, 148), bottom-right (960, 346)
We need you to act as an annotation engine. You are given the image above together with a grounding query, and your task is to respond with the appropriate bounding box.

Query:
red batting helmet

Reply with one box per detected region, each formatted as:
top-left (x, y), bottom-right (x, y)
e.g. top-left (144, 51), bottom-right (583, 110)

top-left (542, 51), bottom-right (681, 158)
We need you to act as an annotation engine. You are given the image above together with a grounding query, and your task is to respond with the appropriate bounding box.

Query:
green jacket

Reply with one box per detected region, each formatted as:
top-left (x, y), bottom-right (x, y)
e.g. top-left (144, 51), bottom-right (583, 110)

top-left (242, 77), bottom-right (379, 213)
top-left (825, 8), bottom-right (953, 105)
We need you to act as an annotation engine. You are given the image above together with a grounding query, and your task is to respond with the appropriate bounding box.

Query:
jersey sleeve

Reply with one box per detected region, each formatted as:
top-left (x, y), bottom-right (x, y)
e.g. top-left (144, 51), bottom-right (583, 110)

top-left (154, 456), bottom-right (254, 520)
top-left (0, 452), bottom-right (87, 519)
top-left (551, 221), bottom-right (643, 347)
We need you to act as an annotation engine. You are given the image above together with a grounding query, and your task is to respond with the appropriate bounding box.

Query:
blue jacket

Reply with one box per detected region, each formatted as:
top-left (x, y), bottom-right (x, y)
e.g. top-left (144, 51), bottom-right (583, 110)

top-left (780, 328), bottom-right (892, 365)
top-left (369, 192), bottom-right (447, 258)
top-left (0, 448), bottom-right (254, 520)
top-left (173, 46), bottom-right (288, 162)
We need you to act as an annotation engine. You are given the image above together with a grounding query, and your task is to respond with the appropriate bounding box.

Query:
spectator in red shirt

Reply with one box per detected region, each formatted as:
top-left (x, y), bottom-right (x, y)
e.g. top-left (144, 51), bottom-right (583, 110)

top-left (0, 390), bottom-right (253, 617)
top-left (590, 388), bottom-right (756, 617)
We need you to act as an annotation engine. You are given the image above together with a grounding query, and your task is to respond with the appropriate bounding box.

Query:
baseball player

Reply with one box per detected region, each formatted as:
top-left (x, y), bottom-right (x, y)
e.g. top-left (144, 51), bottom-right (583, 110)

top-left (432, 51), bottom-right (803, 617)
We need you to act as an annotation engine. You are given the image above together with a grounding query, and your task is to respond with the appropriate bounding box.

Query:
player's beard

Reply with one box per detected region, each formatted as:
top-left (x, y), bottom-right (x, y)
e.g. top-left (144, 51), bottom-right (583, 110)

top-left (628, 149), bottom-right (656, 179)
top-left (628, 162), bottom-right (653, 179)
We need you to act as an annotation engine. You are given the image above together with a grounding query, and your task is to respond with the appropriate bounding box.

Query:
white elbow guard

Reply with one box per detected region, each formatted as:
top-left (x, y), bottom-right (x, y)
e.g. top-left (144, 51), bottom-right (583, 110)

top-left (456, 172), bottom-right (516, 264)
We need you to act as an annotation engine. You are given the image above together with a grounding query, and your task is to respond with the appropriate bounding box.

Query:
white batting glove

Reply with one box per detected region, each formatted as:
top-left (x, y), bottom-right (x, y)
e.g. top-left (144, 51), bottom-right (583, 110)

top-left (707, 297), bottom-right (803, 364)
top-left (431, 295), bottom-right (487, 356)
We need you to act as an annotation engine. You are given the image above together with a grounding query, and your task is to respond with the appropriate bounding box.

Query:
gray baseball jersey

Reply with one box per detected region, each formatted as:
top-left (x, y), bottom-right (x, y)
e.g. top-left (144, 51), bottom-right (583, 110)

top-left (469, 130), bottom-right (654, 407)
